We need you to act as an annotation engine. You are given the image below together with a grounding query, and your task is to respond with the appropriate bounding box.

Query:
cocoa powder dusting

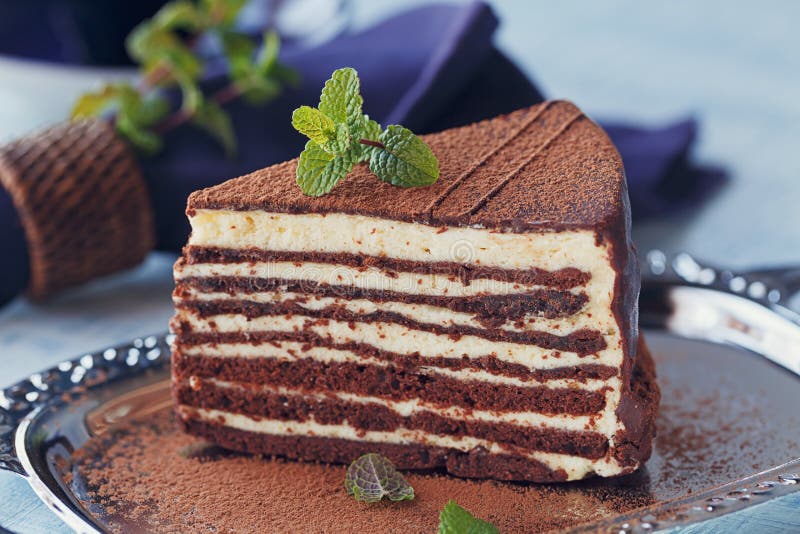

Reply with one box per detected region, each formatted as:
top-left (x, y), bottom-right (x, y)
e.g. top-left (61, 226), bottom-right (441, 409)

top-left (68, 333), bottom-right (799, 533)
top-left (71, 412), bottom-right (650, 533)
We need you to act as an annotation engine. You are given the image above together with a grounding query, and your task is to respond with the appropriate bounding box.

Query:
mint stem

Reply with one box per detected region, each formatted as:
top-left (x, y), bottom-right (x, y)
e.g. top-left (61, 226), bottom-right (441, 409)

top-left (138, 62), bottom-right (172, 92)
top-left (359, 138), bottom-right (385, 149)
top-left (137, 33), bottom-right (203, 92)
top-left (154, 83), bottom-right (242, 134)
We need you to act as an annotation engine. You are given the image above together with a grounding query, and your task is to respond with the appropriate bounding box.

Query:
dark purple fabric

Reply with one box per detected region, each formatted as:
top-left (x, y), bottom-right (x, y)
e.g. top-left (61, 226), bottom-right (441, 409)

top-left (0, 189), bottom-right (29, 305)
top-left (0, 1), bottom-right (724, 305)
top-left (0, 0), bottom-right (168, 66)
top-left (603, 120), bottom-right (727, 218)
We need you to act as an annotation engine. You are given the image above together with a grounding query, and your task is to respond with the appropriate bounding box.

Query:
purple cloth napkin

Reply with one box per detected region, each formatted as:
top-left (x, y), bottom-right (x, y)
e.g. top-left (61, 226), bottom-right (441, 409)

top-left (0, 0), bottom-right (167, 66)
top-left (603, 119), bottom-right (726, 218)
top-left (0, 1), bottom-right (724, 305)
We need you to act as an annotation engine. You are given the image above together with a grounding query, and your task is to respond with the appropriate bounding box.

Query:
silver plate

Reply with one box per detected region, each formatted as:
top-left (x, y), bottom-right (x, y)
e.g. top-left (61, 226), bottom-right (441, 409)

top-left (1, 251), bottom-right (799, 533)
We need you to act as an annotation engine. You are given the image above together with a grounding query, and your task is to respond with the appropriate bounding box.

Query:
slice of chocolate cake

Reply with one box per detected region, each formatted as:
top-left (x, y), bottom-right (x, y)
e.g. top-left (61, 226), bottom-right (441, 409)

top-left (171, 100), bottom-right (659, 482)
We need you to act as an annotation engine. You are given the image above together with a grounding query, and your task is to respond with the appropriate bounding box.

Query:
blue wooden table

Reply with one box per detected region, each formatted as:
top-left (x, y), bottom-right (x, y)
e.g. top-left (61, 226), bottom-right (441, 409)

top-left (1, 1), bottom-right (798, 531)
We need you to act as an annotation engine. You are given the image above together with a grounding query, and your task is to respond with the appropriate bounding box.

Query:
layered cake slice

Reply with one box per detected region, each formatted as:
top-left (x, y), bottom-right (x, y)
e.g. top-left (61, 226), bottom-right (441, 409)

top-left (171, 100), bottom-right (659, 482)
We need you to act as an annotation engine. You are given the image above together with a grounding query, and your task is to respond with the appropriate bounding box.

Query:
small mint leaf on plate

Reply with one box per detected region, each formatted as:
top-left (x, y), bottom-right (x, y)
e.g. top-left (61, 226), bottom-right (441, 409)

top-left (438, 500), bottom-right (498, 534)
top-left (344, 453), bottom-right (414, 503)
top-left (296, 140), bottom-right (355, 196)
top-left (369, 124), bottom-right (439, 187)
top-left (292, 106), bottom-right (337, 148)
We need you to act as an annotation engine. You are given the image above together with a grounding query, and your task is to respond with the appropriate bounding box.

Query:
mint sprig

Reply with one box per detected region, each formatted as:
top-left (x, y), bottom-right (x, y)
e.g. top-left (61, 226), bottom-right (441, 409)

top-left (438, 500), bottom-right (499, 534)
top-left (344, 453), bottom-right (415, 503)
top-left (72, 0), bottom-right (295, 156)
top-left (291, 67), bottom-right (440, 196)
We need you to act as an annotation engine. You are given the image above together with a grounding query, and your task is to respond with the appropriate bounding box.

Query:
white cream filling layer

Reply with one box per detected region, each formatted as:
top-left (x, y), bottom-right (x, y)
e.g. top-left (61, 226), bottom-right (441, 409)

top-left (188, 210), bottom-right (608, 272)
top-left (178, 406), bottom-right (628, 480)
top-left (175, 311), bottom-right (622, 367)
top-left (176, 289), bottom-right (617, 337)
top-left (199, 378), bottom-right (620, 435)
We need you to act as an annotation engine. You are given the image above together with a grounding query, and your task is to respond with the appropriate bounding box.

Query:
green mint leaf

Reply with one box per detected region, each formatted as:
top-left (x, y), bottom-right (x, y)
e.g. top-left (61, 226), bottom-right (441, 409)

top-left (116, 84), bottom-right (153, 127)
top-left (237, 76), bottom-right (281, 105)
top-left (438, 500), bottom-right (498, 534)
top-left (325, 122), bottom-right (358, 155)
top-left (71, 84), bottom-right (123, 119)
top-left (192, 100), bottom-right (237, 156)
top-left (292, 104), bottom-right (354, 156)
top-left (129, 23), bottom-right (201, 83)
top-left (135, 96), bottom-right (170, 127)
top-left (318, 67), bottom-right (363, 132)
top-left (71, 0), bottom-right (294, 161)
top-left (296, 141), bottom-right (355, 196)
top-left (115, 85), bottom-right (141, 113)
top-left (344, 453), bottom-right (415, 503)
top-left (362, 115), bottom-right (381, 141)
top-left (292, 106), bottom-right (337, 147)
top-left (127, 22), bottom-right (175, 63)
top-left (115, 115), bottom-right (162, 155)
top-left (320, 124), bottom-right (362, 155)
top-left (221, 31), bottom-right (256, 81)
top-left (255, 30), bottom-right (280, 75)
top-left (72, 83), bottom-right (168, 129)
top-left (174, 72), bottom-right (203, 114)
top-left (125, 21), bottom-right (155, 62)
top-left (154, 0), bottom-right (204, 31)
top-left (201, 0), bottom-right (248, 26)
top-left (369, 125), bottom-right (439, 187)
top-left (155, 45), bottom-right (203, 81)
top-left (124, 87), bottom-right (168, 127)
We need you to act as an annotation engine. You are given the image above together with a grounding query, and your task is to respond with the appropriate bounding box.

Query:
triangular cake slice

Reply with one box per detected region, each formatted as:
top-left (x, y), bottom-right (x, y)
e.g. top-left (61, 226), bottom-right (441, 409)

top-left (171, 100), bottom-right (660, 482)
